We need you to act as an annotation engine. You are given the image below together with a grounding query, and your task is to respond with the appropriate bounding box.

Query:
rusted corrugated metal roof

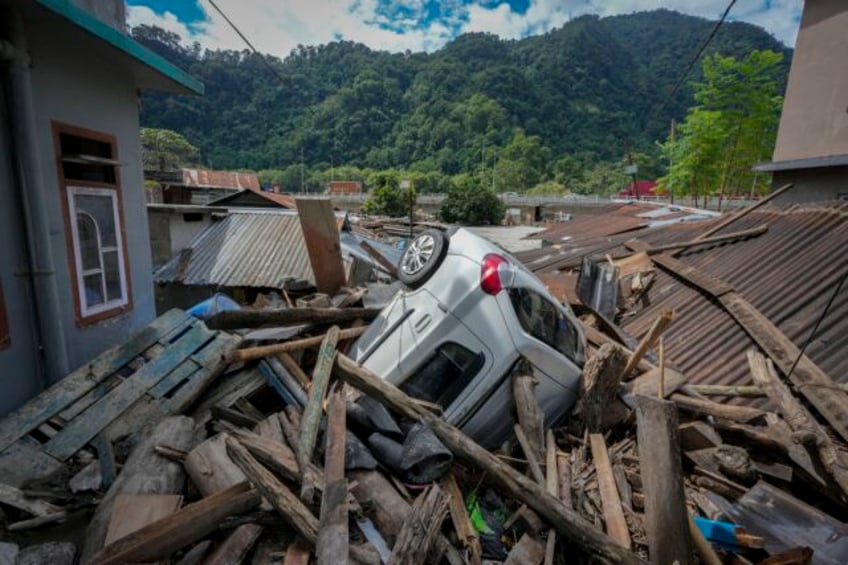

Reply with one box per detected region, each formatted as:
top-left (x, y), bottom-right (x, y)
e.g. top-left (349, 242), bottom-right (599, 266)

top-left (621, 203), bottom-right (848, 400)
top-left (154, 211), bottom-right (314, 288)
top-left (208, 185), bottom-right (298, 209)
top-left (181, 169), bottom-right (261, 191)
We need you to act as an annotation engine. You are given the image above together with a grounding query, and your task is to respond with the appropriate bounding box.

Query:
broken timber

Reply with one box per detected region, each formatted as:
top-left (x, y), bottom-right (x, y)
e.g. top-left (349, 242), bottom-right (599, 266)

top-left (626, 238), bottom-right (848, 444)
top-left (296, 197), bottom-right (347, 295)
top-left (590, 433), bottom-right (631, 549)
top-left (207, 307), bottom-right (380, 331)
top-left (334, 353), bottom-right (645, 565)
top-left (317, 386), bottom-right (348, 565)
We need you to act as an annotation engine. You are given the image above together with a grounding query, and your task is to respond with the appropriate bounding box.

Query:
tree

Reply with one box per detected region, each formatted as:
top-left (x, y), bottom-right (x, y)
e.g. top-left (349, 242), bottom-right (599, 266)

top-left (140, 128), bottom-right (199, 171)
top-left (363, 170), bottom-right (416, 217)
top-left (658, 50), bottom-right (784, 206)
top-left (439, 174), bottom-right (504, 225)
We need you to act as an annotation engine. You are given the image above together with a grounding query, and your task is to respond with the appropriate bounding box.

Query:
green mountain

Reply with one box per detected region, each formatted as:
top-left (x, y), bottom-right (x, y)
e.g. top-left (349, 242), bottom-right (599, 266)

top-left (134, 9), bottom-right (790, 176)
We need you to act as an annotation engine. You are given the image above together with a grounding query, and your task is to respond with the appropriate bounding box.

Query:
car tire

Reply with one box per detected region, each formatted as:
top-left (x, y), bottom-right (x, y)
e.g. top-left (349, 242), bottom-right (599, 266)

top-left (397, 229), bottom-right (448, 288)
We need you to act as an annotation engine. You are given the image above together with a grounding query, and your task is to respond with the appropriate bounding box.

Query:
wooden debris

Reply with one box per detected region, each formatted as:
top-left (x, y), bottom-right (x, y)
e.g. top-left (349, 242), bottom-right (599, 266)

top-left (390, 484), bottom-right (451, 565)
top-left (556, 452), bottom-right (572, 509)
top-left (204, 524), bottom-right (263, 565)
top-left (686, 384), bottom-right (765, 397)
top-left (515, 424), bottom-right (546, 485)
top-left (317, 386), bottom-right (349, 565)
top-left (512, 371), bottom-right (545, 461)
top-left (0, 481), bottom-right (62, 517)
top-left (209, 308), bottom-right (379, 331)
top-left (444, 473), bottom-right (482, 565)
top-left (104, 494), bottom-right (183, 546)
top-left (282, 539), bottom-right (312, 565)
top-left (578, 343), bottom-right (629, 431)
top-left (634, 395), bottom-right (692, 565)
top-left (678, 421), bottom-right (723, 452)
top-left (670, 393), bottom-right (765, 423)
top-left (81, 416), bottom-right (199, 564)
top-left (298, 325), bottom-right (339, 500)
top-left (7, 510), bottom-right (68, 532)
top-left (505, 534), bottom-right (546, 565)
top-left (296, 197), bottom-right (347, 295)
top-left (173, 540), bottom-right (212, 565)
top-left (590, 433), bottom-right (631, 549)
top-left (184, 433), bottom-right (246, 497)
top-left (620, 310), bottom-right (674, 381)
top-left (90, 483), bottom-right (260, 565)
top-left (687, 514), bottom-right (722, 565)
top-left (335, 353), bottom-right (644, 565)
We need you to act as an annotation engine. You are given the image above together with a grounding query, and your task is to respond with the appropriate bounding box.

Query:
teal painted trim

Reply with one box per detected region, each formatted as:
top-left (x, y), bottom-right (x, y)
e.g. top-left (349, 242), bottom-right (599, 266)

top-left (35, 0), bottom-right (204, 95)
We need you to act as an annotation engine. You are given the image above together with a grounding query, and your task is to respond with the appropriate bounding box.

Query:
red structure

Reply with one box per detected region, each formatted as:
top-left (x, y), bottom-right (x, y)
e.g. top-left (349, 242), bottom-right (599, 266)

top-left (327, 181), bottom-right (362, 195)
top-left (618, 180), bottom-right (661, 198)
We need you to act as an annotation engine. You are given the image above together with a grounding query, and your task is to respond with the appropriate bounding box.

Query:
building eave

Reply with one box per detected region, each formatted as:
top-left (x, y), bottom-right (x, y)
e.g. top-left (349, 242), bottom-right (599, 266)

top-left (753, 154), bottom-right (848, 173)
top-left (35, 0), bottom-right (204, 95)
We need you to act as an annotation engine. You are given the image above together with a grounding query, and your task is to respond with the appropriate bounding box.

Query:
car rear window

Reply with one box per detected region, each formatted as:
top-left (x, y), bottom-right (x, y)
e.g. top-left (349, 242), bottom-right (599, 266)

top-left (509, 287), bottom-right (581, 361)
top-left (401, 342), bottom-right (484, 409)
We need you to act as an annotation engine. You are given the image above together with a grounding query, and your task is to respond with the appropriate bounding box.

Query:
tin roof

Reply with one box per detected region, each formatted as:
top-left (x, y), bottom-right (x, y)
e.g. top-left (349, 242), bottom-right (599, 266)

top-left (525, 202), bottom-right (848, 406)
top-left (154, 212), bottom-right (314, 289)
top-left (207, 185), bottom-right (297, 209)
top-left (181, 169), bottom-right (261, 191)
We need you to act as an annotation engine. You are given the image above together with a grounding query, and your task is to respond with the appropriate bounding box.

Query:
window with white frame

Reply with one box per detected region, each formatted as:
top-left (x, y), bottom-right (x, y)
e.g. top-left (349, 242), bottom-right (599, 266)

top-left (67, 186), bottom-right (128, 316)
top-left (54, 122), bottom-right (132, 324)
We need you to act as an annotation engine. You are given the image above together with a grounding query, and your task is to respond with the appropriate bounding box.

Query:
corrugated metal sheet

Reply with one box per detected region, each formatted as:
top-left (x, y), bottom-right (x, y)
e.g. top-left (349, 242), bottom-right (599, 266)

top-left (591, 202), bottom-right (848, 405)
top-left (154, 212), bottom-right (314, 288)
top-left (181, 169), bottom-right (261, 191)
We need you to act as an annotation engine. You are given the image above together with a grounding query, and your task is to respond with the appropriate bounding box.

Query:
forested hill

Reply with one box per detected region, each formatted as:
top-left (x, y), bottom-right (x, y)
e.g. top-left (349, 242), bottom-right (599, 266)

top-left (135, 9), bottom-right (790, 175)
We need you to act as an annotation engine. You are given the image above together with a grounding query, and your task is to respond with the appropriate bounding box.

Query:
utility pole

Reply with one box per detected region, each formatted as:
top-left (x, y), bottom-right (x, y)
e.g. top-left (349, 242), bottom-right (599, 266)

top-left (669, 119), bottom-right (675, 205)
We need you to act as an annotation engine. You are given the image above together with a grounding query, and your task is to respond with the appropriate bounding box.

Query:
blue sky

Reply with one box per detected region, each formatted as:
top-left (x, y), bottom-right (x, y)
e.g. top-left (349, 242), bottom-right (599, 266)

top-left (126, 1), bottom-right (802, 57)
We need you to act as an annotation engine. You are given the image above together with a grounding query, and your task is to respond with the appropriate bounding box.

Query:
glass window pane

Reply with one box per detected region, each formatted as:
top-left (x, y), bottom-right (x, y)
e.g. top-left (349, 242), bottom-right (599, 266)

top-left (509, 288), bottom-right (579, 359)
top-left (76, 194), bottom-right (117, 247)
top-left (76, 212), bottom-right (101, 271)
top-left (103, 251), bottom-right (122, 301)
top-left (401, 343), bottom-right (483, 408)
top-left (83, 273), bottom-right (104, 307)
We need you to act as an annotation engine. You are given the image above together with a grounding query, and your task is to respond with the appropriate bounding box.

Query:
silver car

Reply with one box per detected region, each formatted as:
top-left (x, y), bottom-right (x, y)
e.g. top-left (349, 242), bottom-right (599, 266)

top-left (351, 227), bottom-right (586, 447)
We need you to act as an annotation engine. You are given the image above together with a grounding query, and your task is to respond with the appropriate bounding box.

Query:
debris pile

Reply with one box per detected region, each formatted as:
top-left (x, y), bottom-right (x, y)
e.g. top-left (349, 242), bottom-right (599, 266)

top-left (1, 192), bottom-right (847, 564)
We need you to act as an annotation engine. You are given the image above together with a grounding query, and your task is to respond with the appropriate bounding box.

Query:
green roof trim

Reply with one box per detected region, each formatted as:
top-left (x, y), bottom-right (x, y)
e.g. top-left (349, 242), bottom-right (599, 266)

top-left (35, 0), bottom-right (204, 95)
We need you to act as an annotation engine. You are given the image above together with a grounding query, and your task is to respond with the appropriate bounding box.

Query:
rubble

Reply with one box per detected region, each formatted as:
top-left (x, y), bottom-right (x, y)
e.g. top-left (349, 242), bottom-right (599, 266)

top-left (0, 202), bottom-right (846, 565)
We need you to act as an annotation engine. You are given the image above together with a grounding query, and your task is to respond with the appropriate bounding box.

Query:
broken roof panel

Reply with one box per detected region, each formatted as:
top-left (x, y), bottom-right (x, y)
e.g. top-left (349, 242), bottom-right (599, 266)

top-left (154, 211), bottom-right (314, 289)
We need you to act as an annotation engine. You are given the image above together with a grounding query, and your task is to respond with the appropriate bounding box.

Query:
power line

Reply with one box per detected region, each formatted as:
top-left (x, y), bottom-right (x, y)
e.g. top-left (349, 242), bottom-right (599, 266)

top-left (651, 0), bottom-right (738, 119)
top-left (206, 0), bottom-right (287, 85)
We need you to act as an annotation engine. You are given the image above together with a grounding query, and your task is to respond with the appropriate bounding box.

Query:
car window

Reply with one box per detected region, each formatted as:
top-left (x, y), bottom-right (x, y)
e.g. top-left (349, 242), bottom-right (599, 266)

top-left (401, 342), bottom-right (484, 409)
top-left (509, 287), bottom-right (581, 361)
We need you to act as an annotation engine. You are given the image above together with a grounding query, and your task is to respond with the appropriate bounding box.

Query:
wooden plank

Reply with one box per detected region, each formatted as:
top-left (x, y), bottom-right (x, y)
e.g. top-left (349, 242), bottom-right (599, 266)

top-left (590, 434), bottom-right (631, 549)
top-left (45, 324), bottom-right (215, 461)
top-left (444, 473), bottom-right (482, 565)
top-left (283, 539), bottom-right (311, 565)
top-left (298, 326), bottom-right (339, 500)
top-left (230, 325), bottom-right (367, 364)
top-left (189, 368), bottom-right (265, 426)
top-left (504, 534), bottom-right (545, 565)
top-left (148, 360), bottom-right (201, 399)
top-left (80, 416), bottom-right (198, 564)
top-left (335, 353), bottom-right (645, 565)
top-left (296, 198), bottom-right (347, 294)
top-left (634, 395), bottom-right (692, 565)
top-left (0, 309), bottom-right (191, 451)
top-left (389, 484), bottom-right (451, 565)
top-left (184, 434), bottom-right (246, 497)
top-left (104, 494), bottom-right (183, 545)
top-left (670, 393), bottom-right (765, 423)
top-left (579, 343), bottom-right (629, 431)
top-left (318, 387), bottom-right (348, 565)
top-left (204, 523), bottom-right (263, 565)
top-left (90, 483), bottom-right (261, 565)
top-left (0, 437), bottom-right (64, 488)
top-left (0, 481), bottom-right (62, 516)
top-left (620, 310), bottom-right (675, 380)
top-left (512, 372), bottom-right (545, 461)
top-left (629, 239), bottom-right (848, 445)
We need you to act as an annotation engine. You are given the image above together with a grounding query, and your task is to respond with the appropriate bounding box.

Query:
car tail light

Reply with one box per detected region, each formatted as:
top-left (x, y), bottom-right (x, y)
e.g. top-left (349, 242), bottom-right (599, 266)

top-left (480, 253), bottom-right (509, 295)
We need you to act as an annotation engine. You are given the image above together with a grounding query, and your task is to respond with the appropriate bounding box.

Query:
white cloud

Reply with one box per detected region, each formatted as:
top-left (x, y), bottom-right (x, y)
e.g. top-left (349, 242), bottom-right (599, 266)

top-left (126, 0), bottom-right (802, 58)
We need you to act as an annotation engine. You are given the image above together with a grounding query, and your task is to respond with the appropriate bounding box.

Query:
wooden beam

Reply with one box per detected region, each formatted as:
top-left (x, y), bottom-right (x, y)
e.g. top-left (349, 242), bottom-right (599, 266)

top-left (444, 473), bottom-right (482, 565)
top-left (204, 523), bottom-right (263, 565)
top-left (334, 353), bottom-right (645, 565)
top-left (296, 198), bottom-right (347, 294)
top-left (670, 393), bottom-right (765, 423)
top-left (590, 434), bottom-right (631, 549)
top-left (0, 482), bottom-right (62, 517)
top-left (685, 384), bottom-right (765, 397)
top-left (209, 308), bottom-right (379, 332)
top-left (634, 395), bottom-right (692, 565)
top-left (90, 483), bottom-right (260, 565)
top-left (620, 310), bottom-right (674, 381)
top-left (512, 372), bottom-right (545, 462)
top-left (359, 240), bottom-right (399, 278)
top-left (514, 424), bottom-right (546, 485)
top-left (228, 326), bottom-right (367, 364)
top-left (104, 494), bottom-right (183, 546)
top-left (317, 386), bottom-right (348, 565)
top-left (298, 326), bottom-right (339, 501)
top-left (579, 342), bottom-right (629, 431)
top-left (627, 238), bottom-right (848, 445)
top-left (748, 350), bottom-right (848, 498)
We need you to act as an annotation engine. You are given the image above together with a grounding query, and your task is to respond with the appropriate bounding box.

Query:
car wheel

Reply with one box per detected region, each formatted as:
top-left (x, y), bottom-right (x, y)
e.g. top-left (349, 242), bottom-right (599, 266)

top-left (398, 229), bottom-right (448, 288)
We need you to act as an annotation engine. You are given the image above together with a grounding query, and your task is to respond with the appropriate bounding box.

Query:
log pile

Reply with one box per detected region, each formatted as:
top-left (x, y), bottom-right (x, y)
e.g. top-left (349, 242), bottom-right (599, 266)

top-left (0, 284), bottom-right (846, 564)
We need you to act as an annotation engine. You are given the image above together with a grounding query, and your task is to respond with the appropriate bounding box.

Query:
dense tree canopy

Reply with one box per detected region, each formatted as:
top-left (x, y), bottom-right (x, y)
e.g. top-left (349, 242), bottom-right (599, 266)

top-left (133, 10), bottom-right (789, 195)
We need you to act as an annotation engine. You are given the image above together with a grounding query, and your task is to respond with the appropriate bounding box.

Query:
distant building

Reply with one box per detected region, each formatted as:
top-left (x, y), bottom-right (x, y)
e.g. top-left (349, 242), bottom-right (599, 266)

top-left (327, 180), bottom-right (363, 195)
top-left (754, 0), bottom-right (848, 203)
top-left (0, 0), bottom-right (202, 414)
top-left (146, 168), bottom-right (260, 205)
top-left (617, 180), bottom-right (660, 199)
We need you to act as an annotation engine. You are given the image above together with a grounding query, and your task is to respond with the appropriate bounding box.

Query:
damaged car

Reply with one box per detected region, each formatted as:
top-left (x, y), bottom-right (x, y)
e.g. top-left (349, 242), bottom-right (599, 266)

top-left (351, 227), bottom-right (586, 447)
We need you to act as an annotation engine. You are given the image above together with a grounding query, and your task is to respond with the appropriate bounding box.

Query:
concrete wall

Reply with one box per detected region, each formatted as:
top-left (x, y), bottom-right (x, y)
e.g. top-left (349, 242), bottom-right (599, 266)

top-left (147, 206), bottom-right (214, 268)
top-left (773, 0), bottom-right (848, 162)
top-left (772, 167), bottom-right (848, 204)
top-left (20, 13), bottom-right (156, 382)
top-left (0, 84), bottom-right (44, 415)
